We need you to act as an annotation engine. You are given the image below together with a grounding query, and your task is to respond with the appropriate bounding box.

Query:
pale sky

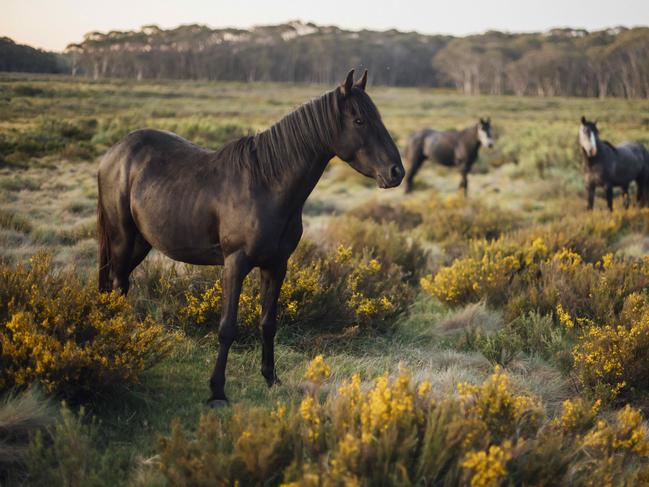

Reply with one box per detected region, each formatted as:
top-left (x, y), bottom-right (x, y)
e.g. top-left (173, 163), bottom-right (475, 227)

top-left (2, 0), bottom-right (649, 52)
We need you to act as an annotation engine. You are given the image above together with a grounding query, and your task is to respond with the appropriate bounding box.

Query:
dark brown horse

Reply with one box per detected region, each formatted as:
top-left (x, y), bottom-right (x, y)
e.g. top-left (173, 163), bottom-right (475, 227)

top-left (403, 118), bottom-right (494, 194)
top-left (580, 116), bottom-right (649, 211)
top-left (97, 70), bottom-right (404, 406)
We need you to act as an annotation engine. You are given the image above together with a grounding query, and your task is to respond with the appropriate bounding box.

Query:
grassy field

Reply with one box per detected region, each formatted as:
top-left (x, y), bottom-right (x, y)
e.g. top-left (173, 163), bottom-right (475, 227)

top-left (3, 74), bottom-right (649, 485)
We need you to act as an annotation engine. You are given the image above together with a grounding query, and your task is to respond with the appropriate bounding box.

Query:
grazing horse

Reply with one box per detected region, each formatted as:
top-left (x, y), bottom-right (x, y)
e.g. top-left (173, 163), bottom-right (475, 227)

top-left (404, 118), bottom-right (494, 194)
top-left (580, 116), bottom-right (649, 211)
top-left (96, 70), bottom-right (404, 406)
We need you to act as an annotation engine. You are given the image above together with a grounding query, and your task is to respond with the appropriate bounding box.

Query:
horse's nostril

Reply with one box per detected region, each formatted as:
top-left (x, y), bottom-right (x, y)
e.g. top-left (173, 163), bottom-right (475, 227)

top-left (389, 165), bottom-right (403, 181)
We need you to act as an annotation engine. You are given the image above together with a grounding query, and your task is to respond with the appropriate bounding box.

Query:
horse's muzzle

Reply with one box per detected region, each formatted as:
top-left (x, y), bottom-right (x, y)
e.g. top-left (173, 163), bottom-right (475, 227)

top-left (378, 164), bottom-right (405, 188)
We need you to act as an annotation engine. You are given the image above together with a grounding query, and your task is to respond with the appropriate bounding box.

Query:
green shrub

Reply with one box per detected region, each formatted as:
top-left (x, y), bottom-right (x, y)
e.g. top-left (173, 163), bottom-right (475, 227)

top-left (24, 405), bottom-right (127, 487)
top-left (412, 194), bottom-right (519, 246)
top-left (322, 216), bottom-right (429, 281)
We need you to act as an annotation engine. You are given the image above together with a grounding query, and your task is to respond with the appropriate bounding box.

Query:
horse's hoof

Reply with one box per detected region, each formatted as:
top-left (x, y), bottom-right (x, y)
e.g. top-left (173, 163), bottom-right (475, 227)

top-left (264, 375), bottom-right (282, 388)
top-left (207, 399), bottom-right (229, 409)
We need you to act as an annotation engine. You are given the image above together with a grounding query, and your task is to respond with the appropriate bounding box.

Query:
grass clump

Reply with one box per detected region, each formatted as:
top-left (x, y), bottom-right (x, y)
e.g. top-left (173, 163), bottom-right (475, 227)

top-left (322, 215), bottom-right (429, 281)
top-left (0, 390), bottom-right (55, 483)
top-left (412, 194), bottom-right (519, 246)
top-left (0, 253), bottom-right (177, 399)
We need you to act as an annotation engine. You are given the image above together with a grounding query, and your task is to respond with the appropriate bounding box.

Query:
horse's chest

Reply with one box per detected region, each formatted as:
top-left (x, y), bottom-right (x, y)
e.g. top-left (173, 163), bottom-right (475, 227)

top-left (222, 206), bottom-right (302, 264)
top-left (585, 165), bottom-right (606, 185)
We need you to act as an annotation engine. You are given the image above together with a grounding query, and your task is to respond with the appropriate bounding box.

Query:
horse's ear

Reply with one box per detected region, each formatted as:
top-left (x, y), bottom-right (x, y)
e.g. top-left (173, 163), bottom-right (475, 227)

top-left (581, 115), bottom-right (587, 124)
top-left (479, 117), bottom-right (485, 124)
top-left (339, 69), bottom-right (355, 97)
top-left (355, 70), bottom-right (368, 90)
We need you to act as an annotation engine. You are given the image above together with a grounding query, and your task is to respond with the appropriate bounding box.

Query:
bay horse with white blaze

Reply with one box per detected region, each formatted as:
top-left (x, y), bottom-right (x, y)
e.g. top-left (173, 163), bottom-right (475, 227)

top-left (96, 70), bottom-right (404, 406)
top-left (580, 116), bottom-right (649, 211)
top-left (403, 118), bottom-right (494, 194)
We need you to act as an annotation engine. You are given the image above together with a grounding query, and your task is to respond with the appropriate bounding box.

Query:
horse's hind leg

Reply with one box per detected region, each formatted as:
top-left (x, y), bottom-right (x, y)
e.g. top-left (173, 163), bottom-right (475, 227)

top-left (129, 234), bottom-right (152, 273)
top-left (622, 184), bottom-right (630, 209)
top-left (109, 226), bottom-right (136, 295)
top-left (259, 261), bottom-right (287, 387)
top-left (606, 185), bottom-right (614, 212)
top-left (208, 250), bottom-right (251, 407)
top-left (107, 203), bottom-right (151, 295)
top-left (637, 175), bottom-right (647, 207)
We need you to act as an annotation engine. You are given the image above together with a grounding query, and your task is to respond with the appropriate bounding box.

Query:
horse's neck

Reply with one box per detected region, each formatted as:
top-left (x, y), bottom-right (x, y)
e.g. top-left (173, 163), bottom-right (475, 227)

top-left (257, 134), bottom-right (334, 212)
top-left (459, 126), bottom-right (480, 156)
top-left (280, 152), bottom-right (333, 210)
top-left (586, 139), bottom-right (614, 167)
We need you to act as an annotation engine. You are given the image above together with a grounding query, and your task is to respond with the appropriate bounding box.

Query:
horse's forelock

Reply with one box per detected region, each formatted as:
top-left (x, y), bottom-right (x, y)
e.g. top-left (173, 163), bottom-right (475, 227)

top-left (345, 88), bottom-right (382, 128)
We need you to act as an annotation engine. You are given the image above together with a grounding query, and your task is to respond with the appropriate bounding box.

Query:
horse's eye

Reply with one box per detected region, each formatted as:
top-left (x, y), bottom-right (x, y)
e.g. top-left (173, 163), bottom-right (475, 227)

top-left (354, 118), bottom-right (365, 126)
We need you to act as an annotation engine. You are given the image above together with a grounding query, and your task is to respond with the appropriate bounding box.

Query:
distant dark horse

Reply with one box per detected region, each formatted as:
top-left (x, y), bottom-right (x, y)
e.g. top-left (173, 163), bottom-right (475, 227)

top-left (404, 118), bottom-right (494, 194)
top-left (580, 116), bottom-right (649, 211)
top-left (97, 70), bottom-right (404, 406)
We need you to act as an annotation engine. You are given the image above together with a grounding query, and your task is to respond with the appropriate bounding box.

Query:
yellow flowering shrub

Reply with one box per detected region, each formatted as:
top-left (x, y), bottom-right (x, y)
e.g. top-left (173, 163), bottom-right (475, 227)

top-left (422, 230), bottom-right (649, 325)
top-left (572, 293), bottom-right (649, 402)
top-left (462, 441), bottom-right (513, 487)
top-left (0, 254), bottom-right (176, 398)
top-left (303, 355), bottom-right (331, 387)
top-left (457, 366), bottom-right (543, 442)
top-left (421, 246), bottom-right (519, 307)
top-left (574, 405), bottom-right (649, 485)
top-left (157, 363), bottom-right (649, 486)
top-left (553, 398), bottom-right (601, 434)
top-left (180, 241), bottom-right (411, 341)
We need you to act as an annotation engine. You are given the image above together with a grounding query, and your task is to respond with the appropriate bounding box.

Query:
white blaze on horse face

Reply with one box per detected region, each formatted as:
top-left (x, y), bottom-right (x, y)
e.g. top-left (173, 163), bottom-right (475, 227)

top-left (580, 126), bottom-right (597, 157)
top-left (478, 127), bottom-right (494, 148)
top-left (590, 132), bottom-right (597, 157)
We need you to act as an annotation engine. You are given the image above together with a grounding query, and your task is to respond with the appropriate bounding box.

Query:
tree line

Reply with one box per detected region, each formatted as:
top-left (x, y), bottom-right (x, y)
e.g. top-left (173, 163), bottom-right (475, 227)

top-left (3, 22), bottom-right (649, 98)
top-left (0, 37), bottom-right (67, 74)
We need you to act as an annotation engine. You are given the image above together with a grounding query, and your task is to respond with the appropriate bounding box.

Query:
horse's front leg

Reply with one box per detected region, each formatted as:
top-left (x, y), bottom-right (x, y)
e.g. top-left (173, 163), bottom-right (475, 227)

top-left (606, 185), bottom-right (614, 212)
top-left (459, 169), bottom-right (469, 196)
top-left (208, 250), bottom-right (251, 407)
top-left (622, 184), bottom-right (631, 209)
top-left (259, 261), bottom-right (287, 387)
top-left (587, 183), bottom-right (596, 210)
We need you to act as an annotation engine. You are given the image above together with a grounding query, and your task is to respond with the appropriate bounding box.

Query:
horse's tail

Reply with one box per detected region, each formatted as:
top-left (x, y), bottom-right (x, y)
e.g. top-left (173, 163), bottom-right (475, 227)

top-left (97, 181), bottom-right (112, 292)
top-left (643, 147), bottom-right (649, 207)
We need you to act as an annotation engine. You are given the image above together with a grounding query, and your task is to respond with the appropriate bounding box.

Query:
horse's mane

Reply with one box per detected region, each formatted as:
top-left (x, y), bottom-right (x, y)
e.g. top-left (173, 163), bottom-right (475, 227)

top-left (215, 89), bottom-right (344, 185)
top-left (215, 87), bottom-right (382, 185)
top-left (603, 140), bottom-right (618, 153)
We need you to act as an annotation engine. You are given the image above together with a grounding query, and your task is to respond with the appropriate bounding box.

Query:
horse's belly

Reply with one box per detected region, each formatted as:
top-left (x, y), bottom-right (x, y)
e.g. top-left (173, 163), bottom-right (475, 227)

top-left (132, 201), bottom-right (224, 265)
top-left (159, 245), bottom-right (224, 265)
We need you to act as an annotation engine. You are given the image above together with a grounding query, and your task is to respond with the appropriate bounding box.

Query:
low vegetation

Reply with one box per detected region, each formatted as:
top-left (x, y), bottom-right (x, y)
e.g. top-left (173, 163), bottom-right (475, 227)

top-left (0, 254), bottom-right (176, 399)
top-left (3, 75), bottom-right (649, 485)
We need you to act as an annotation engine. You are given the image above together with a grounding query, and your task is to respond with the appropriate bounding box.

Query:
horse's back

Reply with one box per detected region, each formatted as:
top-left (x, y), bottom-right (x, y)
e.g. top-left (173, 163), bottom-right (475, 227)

top-left (617, 141), bottom-right (649, 163)
top-left (422, 129), bottom-right (457, 166)
top-left (99, 129), bottom-right (211, 176)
